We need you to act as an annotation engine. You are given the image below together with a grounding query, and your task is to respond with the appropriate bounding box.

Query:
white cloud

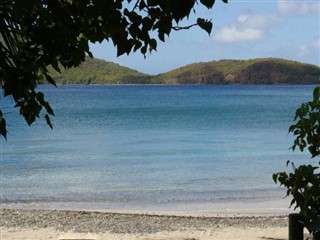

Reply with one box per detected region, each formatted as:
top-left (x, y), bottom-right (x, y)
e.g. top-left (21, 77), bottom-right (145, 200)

top-left (213, 14), bottom-right (278, 43)
top-left (277, 0), bottom-right (320, 16)
top-left (214, 26), bottom-right (264, 43)
top-left (237, 14), bottom-right (280, 29)
top-left (213, 0), bottom-right (319, 44)
top-left (298, 38), bottom-right (320, 56)
top-left (311, 38), bottom-right (320, 49)
top-left (298, 44), bottom-right (309, 56)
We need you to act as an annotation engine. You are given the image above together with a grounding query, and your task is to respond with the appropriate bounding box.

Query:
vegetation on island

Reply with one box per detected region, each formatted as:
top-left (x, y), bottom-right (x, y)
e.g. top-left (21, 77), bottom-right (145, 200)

top-left (50, 57), bottom-right (320, 85)
top-left (50, 57), bottom-right (151, 85)
top-left (151, 58), bottom-right (320, 84)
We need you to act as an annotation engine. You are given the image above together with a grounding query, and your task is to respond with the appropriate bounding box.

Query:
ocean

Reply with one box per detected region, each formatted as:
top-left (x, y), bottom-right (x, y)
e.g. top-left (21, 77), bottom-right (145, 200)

top-left (0, 85), bottom-right (315, 213)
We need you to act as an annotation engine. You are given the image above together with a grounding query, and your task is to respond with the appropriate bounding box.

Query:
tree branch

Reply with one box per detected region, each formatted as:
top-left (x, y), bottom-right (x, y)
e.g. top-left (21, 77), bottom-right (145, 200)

top-left (172, 23), bottom-right (198, 31)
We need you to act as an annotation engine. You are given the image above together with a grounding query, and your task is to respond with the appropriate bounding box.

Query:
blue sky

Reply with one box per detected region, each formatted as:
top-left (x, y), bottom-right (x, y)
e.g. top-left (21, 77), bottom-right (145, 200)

top-left (90, 0), bottom-right (320, 75)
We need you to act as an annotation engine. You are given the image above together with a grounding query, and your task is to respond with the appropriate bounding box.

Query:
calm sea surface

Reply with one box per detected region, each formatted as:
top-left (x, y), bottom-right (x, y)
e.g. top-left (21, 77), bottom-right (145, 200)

top-left (0, 85), bottom-right (315, 212)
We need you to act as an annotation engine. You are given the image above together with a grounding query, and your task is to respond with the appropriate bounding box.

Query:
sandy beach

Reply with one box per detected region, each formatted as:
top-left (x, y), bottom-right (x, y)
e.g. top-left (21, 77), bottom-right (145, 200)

top-left (0, 208), bottom-right (295, 240)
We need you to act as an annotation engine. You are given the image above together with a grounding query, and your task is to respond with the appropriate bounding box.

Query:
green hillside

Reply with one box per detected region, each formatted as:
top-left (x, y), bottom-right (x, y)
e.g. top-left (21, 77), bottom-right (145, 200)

top-left (151, 58), bottom-right (320, 84)
top-left (50, 57), bottom-right (320, 85)
top-left (50, 57), bottom-right (151, 84)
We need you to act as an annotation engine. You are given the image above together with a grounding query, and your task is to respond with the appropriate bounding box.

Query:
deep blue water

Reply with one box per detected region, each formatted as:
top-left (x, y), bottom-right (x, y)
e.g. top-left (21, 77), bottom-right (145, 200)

top-left (0, 85), bottom-right (315, 211)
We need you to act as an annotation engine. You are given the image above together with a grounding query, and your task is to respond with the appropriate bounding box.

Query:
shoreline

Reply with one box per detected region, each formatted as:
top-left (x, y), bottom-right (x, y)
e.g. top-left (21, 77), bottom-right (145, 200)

top-left (0, 208), bottom-right (294, 240)
top-left (0, 196), bottom-right (293, 217)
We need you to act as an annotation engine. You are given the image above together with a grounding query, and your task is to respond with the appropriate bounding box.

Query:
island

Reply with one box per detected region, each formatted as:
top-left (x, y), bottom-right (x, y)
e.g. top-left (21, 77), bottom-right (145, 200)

top-left (50, 57), bottom-right (320, 85)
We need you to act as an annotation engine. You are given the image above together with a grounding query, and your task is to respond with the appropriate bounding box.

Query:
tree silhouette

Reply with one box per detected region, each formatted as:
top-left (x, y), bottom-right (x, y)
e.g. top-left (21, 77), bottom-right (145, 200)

top-left (0, 0), bottom-right (227, 138)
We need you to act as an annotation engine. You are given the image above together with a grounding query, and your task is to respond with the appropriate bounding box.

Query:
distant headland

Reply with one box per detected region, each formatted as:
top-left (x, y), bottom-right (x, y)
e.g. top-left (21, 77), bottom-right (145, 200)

top-left (50, 57), bottom-right (320, 85)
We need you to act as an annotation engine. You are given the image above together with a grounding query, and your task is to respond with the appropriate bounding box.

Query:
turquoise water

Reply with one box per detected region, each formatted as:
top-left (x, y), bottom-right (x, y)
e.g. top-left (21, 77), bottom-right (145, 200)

top-left (0, 85), bottom-right (314, 211)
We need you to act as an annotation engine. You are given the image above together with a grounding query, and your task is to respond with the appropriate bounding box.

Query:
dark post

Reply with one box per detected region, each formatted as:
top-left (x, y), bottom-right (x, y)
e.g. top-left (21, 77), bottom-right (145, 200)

top-left (289, 213), bottom-right (304, 240)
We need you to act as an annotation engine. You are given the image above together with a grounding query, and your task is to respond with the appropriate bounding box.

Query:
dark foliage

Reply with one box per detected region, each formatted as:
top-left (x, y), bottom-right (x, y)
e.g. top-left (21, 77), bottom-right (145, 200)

top-left (0, 0), bottom-right (227, 138)
top-left (273, 86), bottom-right (320, 239)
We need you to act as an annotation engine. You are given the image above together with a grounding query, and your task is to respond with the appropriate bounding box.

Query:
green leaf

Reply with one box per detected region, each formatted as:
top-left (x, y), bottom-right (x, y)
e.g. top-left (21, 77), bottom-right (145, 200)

top-left (140, 45), bottom-right (147, 55)
top-left (147, 0), bottom-right (160, 7)
top-left (172, 0), bottom-right (195, 22)
top-left (87, 51), bottom-right (93, 58)
top-left (36, 92), bottom-right (54, 116)
top-left (289, 198), bottom-right (295, 207)
top-left (272, 173), bottom-right (278, 183)
top-left (139, 0), bottom-right (147, 10)
top-left (313, 87), bottom-right (320, 102)
top-left (197, 18), bottom-right (213, 35)
top-left (288, 125), bottom-right (295, 133)
top-left (45, 74), bottom-right (57, 87)
top-left (200, 0), bottom-right (215, 9)
top-left (133, 41), bottom-right (142, 52)
top-left (158, 32), bottom-right (165, 42)
top-left (142, 17), bottom-right (154, 31)
top-left (117, 42), bottom-right (129, 56)
top-left (45, 114), bottom-right (53, 129)
top-left (0, 111), bottom-right (7, 140)
top-left (149, 38), bottom-right (157, 50)
top-left (51, 58), bottom-right (61, 73)
top-left (45, 104), bottom-right (54, 116)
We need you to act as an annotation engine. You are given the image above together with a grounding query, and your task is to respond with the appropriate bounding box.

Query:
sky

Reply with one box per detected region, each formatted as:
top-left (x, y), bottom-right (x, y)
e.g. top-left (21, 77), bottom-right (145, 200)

top-left (89, 0), bottom-right (320, 75)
